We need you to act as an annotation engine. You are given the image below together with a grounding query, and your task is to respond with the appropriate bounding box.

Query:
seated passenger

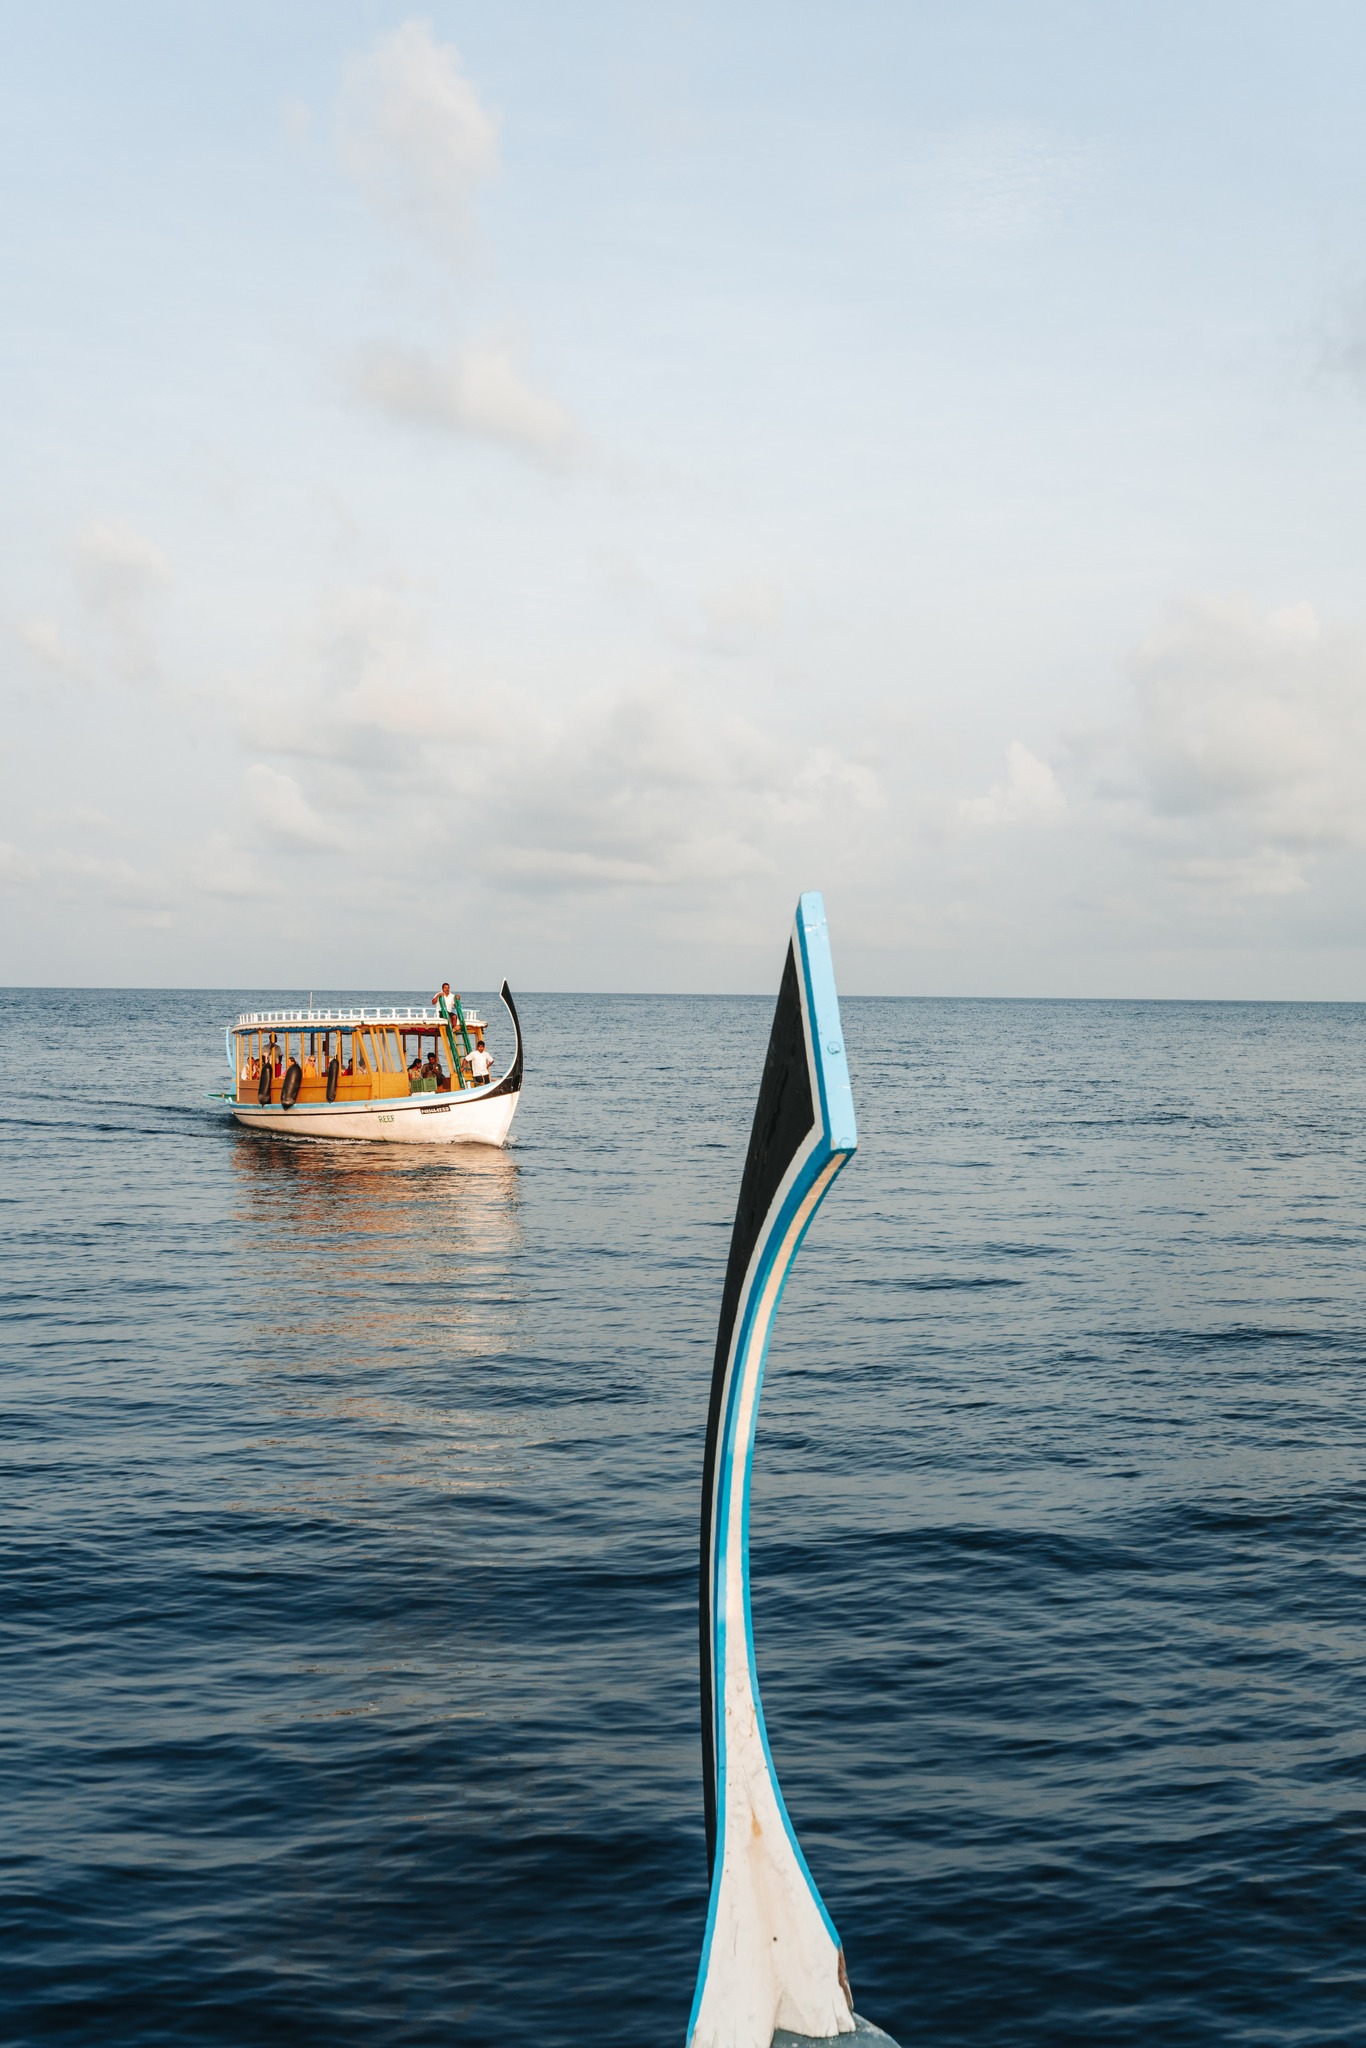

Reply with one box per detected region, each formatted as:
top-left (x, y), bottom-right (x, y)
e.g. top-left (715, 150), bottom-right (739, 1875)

top-left (303, 1050), bottom-right (318, 1079)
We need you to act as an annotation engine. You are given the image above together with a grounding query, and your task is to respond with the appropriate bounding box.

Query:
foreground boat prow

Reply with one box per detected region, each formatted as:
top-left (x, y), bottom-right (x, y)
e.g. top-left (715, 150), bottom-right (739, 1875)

top-left (689, 893), bottom-right (899, 2048)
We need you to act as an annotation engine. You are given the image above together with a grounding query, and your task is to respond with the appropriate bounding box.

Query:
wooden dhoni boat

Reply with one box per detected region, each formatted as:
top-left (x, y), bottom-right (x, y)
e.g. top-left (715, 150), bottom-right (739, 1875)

top-left (225, 982), bottom-right (522, 1146)
top-left (690, 894), bottom-right (899, 2048)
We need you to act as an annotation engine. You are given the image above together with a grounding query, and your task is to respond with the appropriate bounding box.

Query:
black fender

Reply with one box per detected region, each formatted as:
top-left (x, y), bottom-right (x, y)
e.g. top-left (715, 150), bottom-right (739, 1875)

top-left (281, 1061), bottom-right (303, 1109)
top-left (326, 1056), bottom-right (340, 1103)
top-left (257, 1063), bottom-right (273, 1106)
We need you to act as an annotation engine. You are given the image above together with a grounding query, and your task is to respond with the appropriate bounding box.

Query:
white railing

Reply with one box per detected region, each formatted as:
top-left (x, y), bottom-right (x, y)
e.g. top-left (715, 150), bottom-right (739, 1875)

top-left (235, 1006), bottom-right (485, 1029)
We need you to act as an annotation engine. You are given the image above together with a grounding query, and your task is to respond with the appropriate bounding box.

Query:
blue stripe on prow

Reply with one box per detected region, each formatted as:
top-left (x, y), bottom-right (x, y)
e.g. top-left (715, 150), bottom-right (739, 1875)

top-left (796, 890), bottom-right (857, 1157)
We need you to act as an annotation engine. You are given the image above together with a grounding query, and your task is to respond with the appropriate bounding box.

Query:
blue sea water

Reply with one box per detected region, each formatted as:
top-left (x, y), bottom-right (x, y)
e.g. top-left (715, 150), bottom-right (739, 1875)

top-left (3, 988), bottom-right (1366, 2048)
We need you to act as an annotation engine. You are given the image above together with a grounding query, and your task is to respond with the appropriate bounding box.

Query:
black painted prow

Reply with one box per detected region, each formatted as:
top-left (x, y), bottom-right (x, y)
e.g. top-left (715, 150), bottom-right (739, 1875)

top-left (698, 937), bottom-right (817, 1873)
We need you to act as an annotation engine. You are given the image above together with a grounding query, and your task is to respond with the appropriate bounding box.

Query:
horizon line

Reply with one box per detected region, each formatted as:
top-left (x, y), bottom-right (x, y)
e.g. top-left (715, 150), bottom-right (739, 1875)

top-left (2, 985), bottom-right (1364, 1007)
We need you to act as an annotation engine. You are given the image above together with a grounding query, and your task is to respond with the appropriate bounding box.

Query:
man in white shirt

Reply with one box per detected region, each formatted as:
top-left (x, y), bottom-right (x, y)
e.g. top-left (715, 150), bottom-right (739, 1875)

top-left (469, 1034), bottom-right (492, 1084)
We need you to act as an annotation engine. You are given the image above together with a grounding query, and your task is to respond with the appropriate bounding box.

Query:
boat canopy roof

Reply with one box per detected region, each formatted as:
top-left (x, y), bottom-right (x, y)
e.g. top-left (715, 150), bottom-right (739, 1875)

top-left (235, 1005), bottom-right (485, 1032)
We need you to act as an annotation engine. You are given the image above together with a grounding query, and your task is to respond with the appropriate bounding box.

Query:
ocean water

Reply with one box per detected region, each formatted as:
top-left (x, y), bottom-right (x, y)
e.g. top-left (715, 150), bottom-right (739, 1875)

top-left (3, 988), bottom-right (1366, 2048)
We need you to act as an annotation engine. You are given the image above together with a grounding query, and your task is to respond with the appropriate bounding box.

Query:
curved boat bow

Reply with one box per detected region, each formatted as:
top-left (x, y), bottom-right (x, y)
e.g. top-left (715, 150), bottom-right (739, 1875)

top-left (690, 893), bottom-right (899, 2048)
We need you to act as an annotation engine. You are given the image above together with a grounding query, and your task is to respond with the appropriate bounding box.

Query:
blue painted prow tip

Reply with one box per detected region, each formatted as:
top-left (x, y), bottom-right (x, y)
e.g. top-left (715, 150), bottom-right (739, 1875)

top-left (795, 890), bottom-right (857, 1158)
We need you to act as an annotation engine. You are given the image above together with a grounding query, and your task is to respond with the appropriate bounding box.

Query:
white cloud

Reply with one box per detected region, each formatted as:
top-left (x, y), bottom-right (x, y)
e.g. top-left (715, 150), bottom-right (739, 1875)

top-left (235, 583), bottom-right (468, 756)
top-left (1169, 852), bottom-right (1309, 898)
top-left (37, 806), bottom-right (121, 831)
top-left (50, 850), bottom-right (172, 910)
top-left (703, 578), bottom-right (783, 651)
top-left (13, 616), bottom-right (85, 678)
top-left (69, 520), bottom-right (171, 620)
top-left (247, 763), bottom-right (345, 850)
top-left (960, 741), bottom-right (1066, 828)
top-left (228, 586), bottom-right (887, 912)
top-left (354, 341), bottom-right (578, 464)
top-left (335, 27), bottom-right (579, 470)
top-left (1128, 595), bottom-right (1366, 853)
top-left (473, 685), bottom-right (884, 898)
top-left (1044, 593), bottom-right (1366, 916)
top-left (338, 18), bottom-right (499, 258)
top-left (0, 840), bottom-right (178, 909)
top-left (0, 840), bottom-right (40, 884)
top-left (184, 831), bottom-right (265, 898)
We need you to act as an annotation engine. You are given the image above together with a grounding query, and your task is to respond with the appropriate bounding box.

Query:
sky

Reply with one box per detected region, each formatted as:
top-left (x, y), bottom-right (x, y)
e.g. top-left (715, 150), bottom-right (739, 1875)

top-left (5, 1), bottom-right (1366, 995)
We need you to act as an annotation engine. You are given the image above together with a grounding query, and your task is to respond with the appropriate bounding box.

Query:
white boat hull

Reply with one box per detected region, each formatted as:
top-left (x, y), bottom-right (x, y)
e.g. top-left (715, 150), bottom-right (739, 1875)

top-left (229, 1084), bottom-right (520, 1147)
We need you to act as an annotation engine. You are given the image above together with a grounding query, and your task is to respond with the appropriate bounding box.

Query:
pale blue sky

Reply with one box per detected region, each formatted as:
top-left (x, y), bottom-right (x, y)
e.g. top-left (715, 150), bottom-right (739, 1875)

top-left (5, 3), bottom-right (1366, 992)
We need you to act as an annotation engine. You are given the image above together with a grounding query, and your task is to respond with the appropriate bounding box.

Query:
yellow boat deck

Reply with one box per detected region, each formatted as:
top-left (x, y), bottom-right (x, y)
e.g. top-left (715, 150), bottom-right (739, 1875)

top-left (234, 1005), bottom-right (488, 1106)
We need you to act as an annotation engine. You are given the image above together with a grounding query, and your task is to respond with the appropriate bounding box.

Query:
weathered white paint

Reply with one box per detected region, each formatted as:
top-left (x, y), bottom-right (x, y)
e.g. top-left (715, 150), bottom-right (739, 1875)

top-left (690, 1149), bottom-right (855, 2048)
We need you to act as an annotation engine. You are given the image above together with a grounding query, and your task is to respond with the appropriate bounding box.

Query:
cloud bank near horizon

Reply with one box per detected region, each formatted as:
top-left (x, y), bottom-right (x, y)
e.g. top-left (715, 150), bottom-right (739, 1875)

top-left (12, 523), bottom-right (1366, 988)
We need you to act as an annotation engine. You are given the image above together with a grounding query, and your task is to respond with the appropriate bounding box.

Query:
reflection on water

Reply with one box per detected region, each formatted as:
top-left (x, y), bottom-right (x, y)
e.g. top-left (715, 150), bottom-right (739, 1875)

top-left (230, 1127), bottom-right (523, 1254)
top-left (229, 1132), bottom-right (530, 1517)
